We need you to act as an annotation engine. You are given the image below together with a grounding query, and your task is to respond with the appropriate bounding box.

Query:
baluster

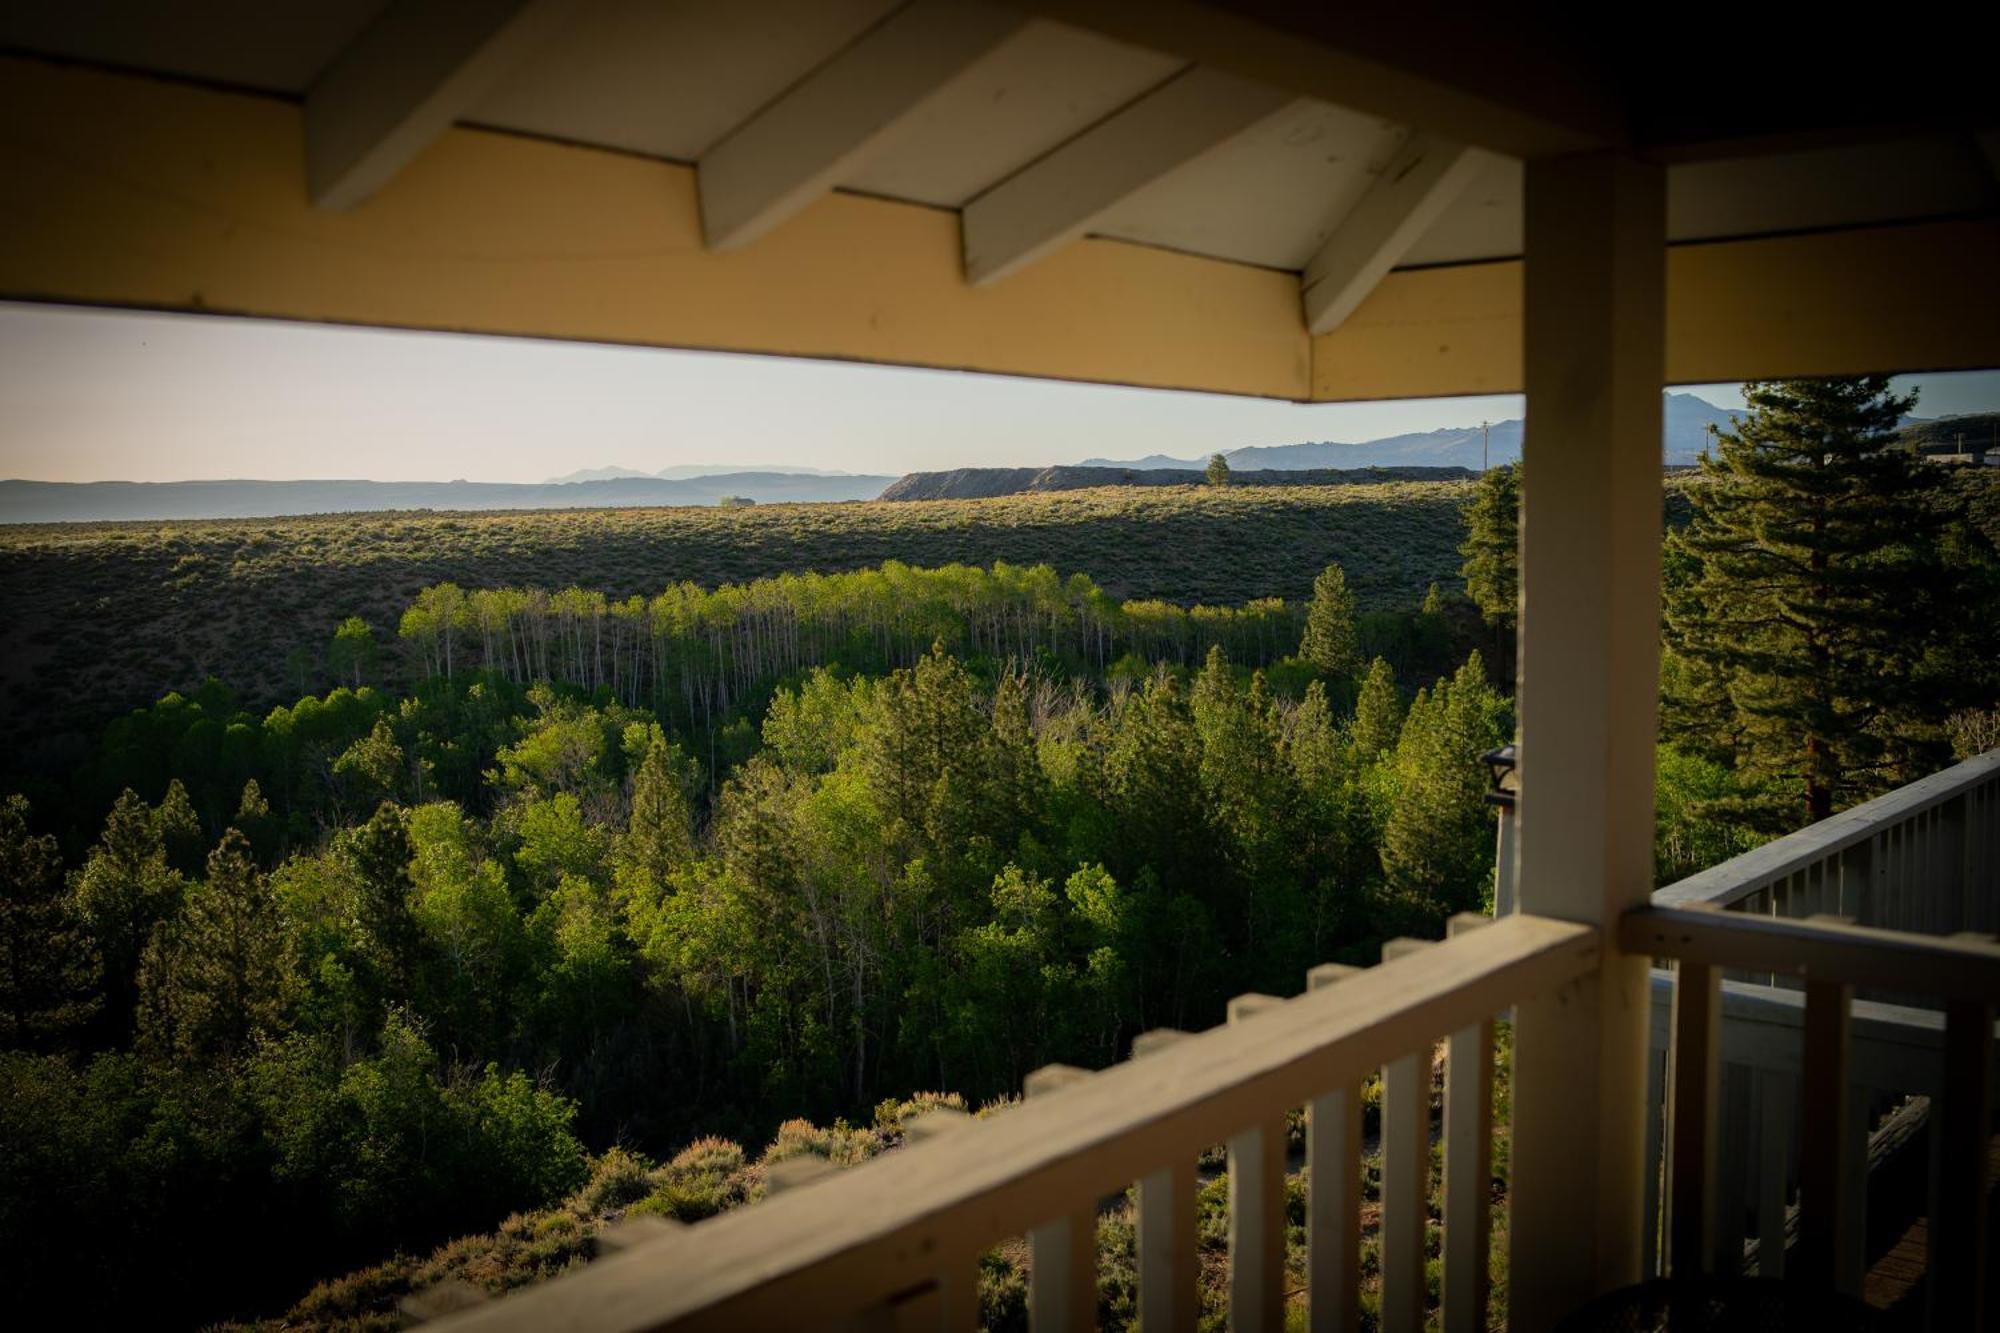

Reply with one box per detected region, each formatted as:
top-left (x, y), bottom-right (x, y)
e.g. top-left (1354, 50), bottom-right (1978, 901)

top-left (1380, 938), bottom-right (1434, 1333)
top-left (1668, 954), bottom-right (1721, 1276)
top-left (1226, 993), bottom-right (1287, 1333)
top-left (1754, 1070), bottom-right (1792, 1277)
top-left (1797, 979), bottom-right (1853, 1290)
top-left (1441, 915), bottom-right (1494, 1333)
top-left (1305, 964), bottom-right (1363, 1333)
top-left (1642, 1040), bottom-right (1667, 1278)
top-left (1933, 997), bottom-right (1995, 1330)
top-left (1022, 1064), bottom-right (1096, 1332)
top-left (1839, 835), bottom-right (1872, 925)
top-left (1131, 1028), bottom-right (1197, 1333)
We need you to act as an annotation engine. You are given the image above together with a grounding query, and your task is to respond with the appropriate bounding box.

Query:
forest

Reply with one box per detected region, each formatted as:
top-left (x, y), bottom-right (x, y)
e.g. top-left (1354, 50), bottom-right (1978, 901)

top-left (2, 379), bottom-right (1998, 1329)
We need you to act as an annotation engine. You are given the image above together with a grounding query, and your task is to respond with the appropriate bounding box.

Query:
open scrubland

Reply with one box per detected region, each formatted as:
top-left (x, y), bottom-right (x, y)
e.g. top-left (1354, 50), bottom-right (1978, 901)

top-left (0, 482), bottom-right (1476, 752)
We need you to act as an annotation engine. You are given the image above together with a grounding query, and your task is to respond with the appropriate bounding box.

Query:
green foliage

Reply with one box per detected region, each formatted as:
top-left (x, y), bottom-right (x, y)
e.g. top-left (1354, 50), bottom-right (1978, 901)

top-left (0, 481), bottom-right (1487, 756)
top-left (0, 795), bottom-right (98, 1046)
top-left (1459, 461), bottom-right (1520, 629)
top-left (1300, 562), bottom-right (1360, 675)
top-left (1205, 452), bottom-right (1231, 487)
top-left (138, 827), bottom-right (292, 1063)
top-left (1664, 377), bottom-right (1995, 825)
top-left (1653, 746), bottom-right (1773, 885)
top-left (328, 616), bottom-right (379, 689)
top-left (1379, 654), bottom-right (1509, 928)
top-left (1349, 657), bottom-right (1403, 761)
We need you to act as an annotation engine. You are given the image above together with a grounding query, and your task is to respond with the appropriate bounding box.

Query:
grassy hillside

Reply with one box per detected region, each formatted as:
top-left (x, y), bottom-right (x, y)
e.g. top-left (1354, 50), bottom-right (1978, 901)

top-left (0, 482), bottom-right (1475, 753)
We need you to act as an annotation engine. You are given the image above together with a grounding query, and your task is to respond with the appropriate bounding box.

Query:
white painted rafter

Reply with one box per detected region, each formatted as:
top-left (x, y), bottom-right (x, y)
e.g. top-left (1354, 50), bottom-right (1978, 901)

top-left (698, 0), bottom-right (1026, 252)
top-left (305, 0), bottom-right (581, 211)
top-left (1301, 133), bottom-right (1487, 335)
top-left (960, 65), bottom-right (1292, 286)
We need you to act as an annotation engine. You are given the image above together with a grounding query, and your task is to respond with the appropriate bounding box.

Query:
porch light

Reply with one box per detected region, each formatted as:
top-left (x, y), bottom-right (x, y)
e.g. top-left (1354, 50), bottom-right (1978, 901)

top-left (1481, 743), bottom-right (1518, 810)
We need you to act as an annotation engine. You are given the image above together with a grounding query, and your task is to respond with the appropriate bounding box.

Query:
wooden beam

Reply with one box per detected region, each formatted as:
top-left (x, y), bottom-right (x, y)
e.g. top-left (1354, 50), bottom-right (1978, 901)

top-left (698, 0), bottom-right (1025, 251)
top-left (961, 65), bottom-right (1291, 285)
top-left (305, 0), bottom-right (580, 210)
top-left (1308, 218), bottom-right (2000, 401)
top-left (0, 58), bottom-right (1308, 401)
top-left (1012, 0), bottom-right (1623, 159)
top-left (1507, 150), bottom-right (1665, 1328)
top-left (1301, 134), bottom-right (1486, 336)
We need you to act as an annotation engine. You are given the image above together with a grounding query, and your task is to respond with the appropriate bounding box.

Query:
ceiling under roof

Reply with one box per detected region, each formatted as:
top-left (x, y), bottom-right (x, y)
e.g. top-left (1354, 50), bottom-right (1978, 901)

top-left (5, 0), bottom-right (1992, 279)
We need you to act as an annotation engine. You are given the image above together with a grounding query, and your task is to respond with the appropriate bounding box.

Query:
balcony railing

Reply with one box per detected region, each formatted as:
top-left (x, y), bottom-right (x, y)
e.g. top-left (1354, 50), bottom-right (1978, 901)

top-left (432, 760), bottom-right (2000, 1333)
top-left (1654, 749), bottom-right (2000, 937)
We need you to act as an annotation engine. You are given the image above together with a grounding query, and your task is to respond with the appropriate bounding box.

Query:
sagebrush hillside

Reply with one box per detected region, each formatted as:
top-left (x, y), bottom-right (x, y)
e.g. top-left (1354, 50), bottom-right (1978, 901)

top-left (0, 482), bottom-right (1475, 752)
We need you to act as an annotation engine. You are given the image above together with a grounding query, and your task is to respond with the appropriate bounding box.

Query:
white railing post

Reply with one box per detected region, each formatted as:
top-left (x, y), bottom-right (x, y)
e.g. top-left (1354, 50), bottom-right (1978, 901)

top-left (1441, 915), bottom-right (1495, 1333)
top-left (1023, 1064), bottom-right (1097, 1332)
top-left (1131, 1028), bottom-right (1197, 1333)
top-left (1379, 939), bottom-right (1434, 1333)
top-left (1509, 147), bottom-right (1665, 1326)
top-left (1226, 994), bottom-right (1287, 1332)
top-left (1305, 965), bottom-right (1363, 1333)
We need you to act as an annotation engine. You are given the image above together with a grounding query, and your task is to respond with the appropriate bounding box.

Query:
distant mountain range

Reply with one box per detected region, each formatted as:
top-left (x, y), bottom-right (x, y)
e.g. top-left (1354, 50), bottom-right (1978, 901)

top-left (1079, 392), bottom-right (1747, 472)
top-left (881, 464), bottom-right (1473, 501)
top-left (544, 463), bottom-right (861, 484)
top-left (0, 472), bottom-right (896, 524)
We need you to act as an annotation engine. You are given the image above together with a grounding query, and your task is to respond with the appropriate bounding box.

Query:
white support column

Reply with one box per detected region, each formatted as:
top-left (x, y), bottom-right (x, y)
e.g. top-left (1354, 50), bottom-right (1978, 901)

top-left (1507, 150), bottom-right (1666, 1329)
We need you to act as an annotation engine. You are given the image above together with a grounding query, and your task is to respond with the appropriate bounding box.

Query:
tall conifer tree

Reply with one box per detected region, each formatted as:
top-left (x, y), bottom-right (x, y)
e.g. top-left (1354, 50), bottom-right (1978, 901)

top-left (1300, 563), bottom-right (1360, 676)
top-left (0, 795), bottom-right (98, 1046)
top-left (1663, 377), bottom-right (1955, 824)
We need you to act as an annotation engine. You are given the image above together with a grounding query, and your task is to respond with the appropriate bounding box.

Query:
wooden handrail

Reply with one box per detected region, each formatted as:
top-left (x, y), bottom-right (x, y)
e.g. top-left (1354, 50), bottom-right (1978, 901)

top-left (1624, 906), bottom-right (2000, 1000)
top-left (434, 913), bottom-right (1597, 1332)
top-left (1652, 749), bottom-right (2000, 912)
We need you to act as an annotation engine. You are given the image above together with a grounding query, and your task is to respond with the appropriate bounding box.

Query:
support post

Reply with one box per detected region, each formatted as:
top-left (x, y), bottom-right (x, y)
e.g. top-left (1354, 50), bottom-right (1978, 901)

top-left (1507, 149), bottom-right (1666, 1329)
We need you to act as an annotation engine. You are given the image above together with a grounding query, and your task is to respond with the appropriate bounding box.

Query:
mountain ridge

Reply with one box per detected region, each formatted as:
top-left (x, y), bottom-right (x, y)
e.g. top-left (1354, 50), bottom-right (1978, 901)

top-left (0, 471), bottom-right (895, 524)
top-left (1079, 392), bottom-right (1746, 472)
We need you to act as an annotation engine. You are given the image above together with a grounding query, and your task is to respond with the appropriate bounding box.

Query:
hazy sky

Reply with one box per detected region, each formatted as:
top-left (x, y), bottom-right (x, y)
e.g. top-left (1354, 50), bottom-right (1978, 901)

top-left (3, 302), bottom-right (1996, 483)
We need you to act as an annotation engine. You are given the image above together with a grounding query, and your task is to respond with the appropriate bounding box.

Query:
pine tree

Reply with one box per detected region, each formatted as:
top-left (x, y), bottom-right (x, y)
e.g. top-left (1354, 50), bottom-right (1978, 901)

top-left (1300, 563), bottom-right (1360, 676)
top-left (343, 802), bottom-right (422, 998)
top-left (232, 778), bottom-right (277, 863)
top-left (155, 778), bottom-right (205, 877)
top-left (1459, 461), bottom-right (1520, 630)
top-left (0, 795), bottom-right (98, 1046)
top-left (618, 733), bottom-right (696, 890)
top-left (71, 788), bottom-right (187, 1031)
top-left (1663, 377), bottom-right (1957, 825)
top-left (1379, 653), bottom-right (1508, 923)
top-left (138, 827), bottom-right (290, 1062)
top-left (1206, 453), bottom-right (1231, 487)
top-left (1349, 657), bottom-right (1403, 760)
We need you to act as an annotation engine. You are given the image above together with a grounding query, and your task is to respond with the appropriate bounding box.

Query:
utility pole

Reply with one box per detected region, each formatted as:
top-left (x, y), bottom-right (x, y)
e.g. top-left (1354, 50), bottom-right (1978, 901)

top-left (1482, 419), bottom-right (1490, 472)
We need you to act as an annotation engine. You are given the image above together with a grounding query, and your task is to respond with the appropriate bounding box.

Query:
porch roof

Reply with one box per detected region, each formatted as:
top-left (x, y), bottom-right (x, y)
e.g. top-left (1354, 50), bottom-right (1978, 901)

top-left (2, 0), bottom-right (1996, 400)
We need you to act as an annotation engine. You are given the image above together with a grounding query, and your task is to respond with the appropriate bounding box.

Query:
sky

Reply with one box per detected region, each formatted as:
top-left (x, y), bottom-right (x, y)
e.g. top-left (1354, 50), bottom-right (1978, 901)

top-left (3, 301), bottom-right (1997, 484)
